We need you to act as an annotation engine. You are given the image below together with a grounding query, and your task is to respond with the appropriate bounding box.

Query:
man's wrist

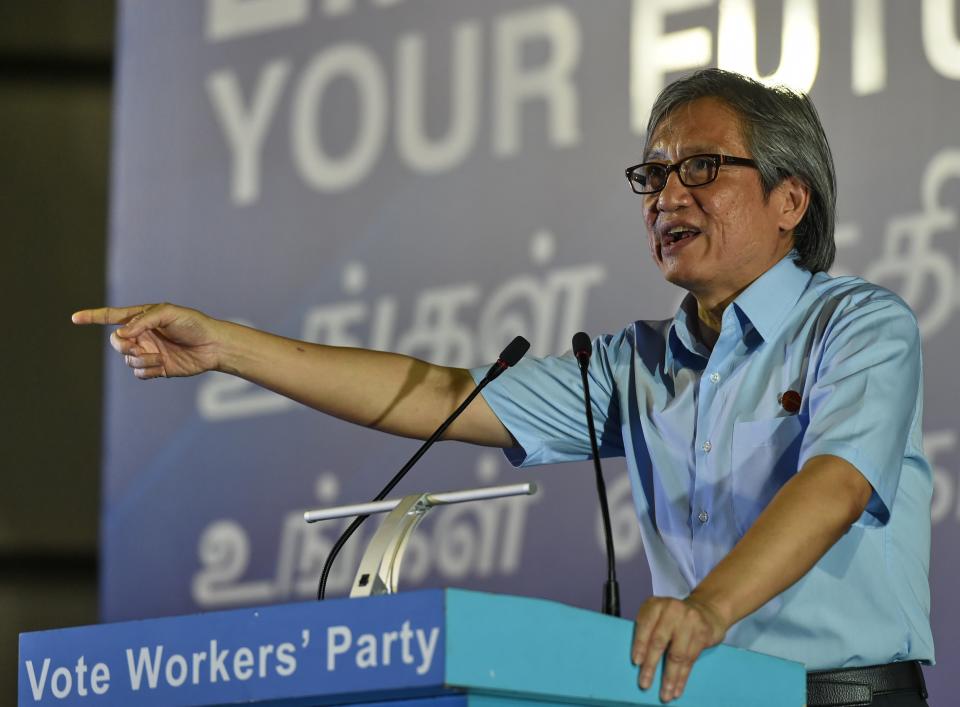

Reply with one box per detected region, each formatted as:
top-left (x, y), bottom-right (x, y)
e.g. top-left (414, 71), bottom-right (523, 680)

top-left (212, 319), bottom-right (248, 376)
top-left (685, 589), bottom-right (735, 637)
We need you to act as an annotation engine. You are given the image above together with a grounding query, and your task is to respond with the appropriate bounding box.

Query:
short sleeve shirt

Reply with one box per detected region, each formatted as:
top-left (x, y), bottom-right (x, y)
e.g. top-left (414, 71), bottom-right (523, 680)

top-left (472, 254), bottom-right (934, 670)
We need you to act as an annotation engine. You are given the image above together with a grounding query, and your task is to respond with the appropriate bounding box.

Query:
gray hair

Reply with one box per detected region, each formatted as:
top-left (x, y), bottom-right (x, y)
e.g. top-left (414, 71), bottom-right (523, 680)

top-left (645, 69), bottom-right (836, 273)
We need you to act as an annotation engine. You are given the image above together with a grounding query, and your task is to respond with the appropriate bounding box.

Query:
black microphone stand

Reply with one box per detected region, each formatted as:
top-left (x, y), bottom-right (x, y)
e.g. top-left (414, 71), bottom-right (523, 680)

top-left (317, 336), bottom-right (530, 600)
top-left (573, 332), bottom-right (620, 617)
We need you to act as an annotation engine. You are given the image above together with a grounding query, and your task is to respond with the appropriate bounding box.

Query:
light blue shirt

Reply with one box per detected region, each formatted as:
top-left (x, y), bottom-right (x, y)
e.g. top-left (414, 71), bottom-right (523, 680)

top-left (472, 255), bottom-right (934, 670)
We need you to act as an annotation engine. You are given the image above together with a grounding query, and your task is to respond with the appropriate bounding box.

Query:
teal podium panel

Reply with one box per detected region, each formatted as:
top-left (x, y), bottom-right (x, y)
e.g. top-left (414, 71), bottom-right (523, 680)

top-left (20, 590), bottom-right (804, 706)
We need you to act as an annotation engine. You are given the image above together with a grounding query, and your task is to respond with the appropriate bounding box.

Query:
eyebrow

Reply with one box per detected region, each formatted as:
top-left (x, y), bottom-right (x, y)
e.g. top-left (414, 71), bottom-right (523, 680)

top-left (643, 145), bottom-right (720, 161)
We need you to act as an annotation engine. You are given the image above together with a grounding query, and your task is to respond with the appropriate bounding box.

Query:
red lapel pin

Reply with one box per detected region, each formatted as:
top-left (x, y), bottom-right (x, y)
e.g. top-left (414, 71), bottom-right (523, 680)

top-left (778, 390), bottom-right (801, 414)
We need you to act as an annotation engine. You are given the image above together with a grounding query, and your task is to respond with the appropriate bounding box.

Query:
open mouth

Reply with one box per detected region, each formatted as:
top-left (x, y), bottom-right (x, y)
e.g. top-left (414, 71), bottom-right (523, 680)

top-left (660, 227), bottom-right (701, 249)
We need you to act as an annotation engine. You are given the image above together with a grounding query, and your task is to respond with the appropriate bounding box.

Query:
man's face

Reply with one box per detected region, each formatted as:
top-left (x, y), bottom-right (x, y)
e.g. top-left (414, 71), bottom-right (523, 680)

top-left (643, 97), bottom-right (800, 308)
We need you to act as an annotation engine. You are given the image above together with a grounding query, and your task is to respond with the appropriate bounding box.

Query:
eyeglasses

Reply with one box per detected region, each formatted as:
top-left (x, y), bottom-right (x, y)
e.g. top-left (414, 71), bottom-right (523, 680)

top-left (625, 153), bottom-right (759, 194)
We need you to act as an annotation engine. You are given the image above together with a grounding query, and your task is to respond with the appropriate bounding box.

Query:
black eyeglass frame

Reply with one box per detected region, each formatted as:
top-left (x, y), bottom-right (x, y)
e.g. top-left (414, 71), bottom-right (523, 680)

top-left (624, 153), bottom-right (759, 195)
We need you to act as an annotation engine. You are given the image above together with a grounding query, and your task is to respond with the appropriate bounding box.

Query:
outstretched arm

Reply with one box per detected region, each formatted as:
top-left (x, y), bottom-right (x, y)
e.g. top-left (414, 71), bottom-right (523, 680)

top-left (72, 303), bottom-right (514, 447)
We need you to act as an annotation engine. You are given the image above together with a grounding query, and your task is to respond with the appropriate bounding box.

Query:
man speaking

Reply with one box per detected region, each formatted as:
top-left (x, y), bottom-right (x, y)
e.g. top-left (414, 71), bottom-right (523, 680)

top-left (74, 69), bottom-right (933, 706)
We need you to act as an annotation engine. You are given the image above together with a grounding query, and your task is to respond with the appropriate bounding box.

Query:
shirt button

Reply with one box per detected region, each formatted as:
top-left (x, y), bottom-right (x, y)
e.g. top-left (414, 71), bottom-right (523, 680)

top-left (702, 440), bottom-right (712, 453)
top-left (698, 510), bottom-right (709, 524)
top-left (710, 372), bottom-right (720, 383)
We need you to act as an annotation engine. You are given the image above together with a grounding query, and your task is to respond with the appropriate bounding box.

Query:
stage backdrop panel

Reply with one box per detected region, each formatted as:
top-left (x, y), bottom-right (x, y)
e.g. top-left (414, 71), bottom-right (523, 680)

top-left (107, 0), bottom-right (960, 700)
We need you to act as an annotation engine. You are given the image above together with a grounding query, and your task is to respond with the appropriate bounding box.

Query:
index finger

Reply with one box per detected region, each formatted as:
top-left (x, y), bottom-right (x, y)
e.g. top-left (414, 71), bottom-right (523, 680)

top-left (631, 599), bottom-right (665, 665)
top-left (71, 305), bottom-right (150, 326)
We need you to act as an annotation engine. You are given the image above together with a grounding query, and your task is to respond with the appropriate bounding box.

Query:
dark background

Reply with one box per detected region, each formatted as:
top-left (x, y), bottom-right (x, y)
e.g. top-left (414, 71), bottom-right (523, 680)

top-left (2, 1), bottom-right (113, 702)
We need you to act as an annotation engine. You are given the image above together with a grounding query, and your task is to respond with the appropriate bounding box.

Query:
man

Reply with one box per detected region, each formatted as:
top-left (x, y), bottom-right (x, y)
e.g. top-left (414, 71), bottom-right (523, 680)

top-left (74, 69), bottom-right (933, 706)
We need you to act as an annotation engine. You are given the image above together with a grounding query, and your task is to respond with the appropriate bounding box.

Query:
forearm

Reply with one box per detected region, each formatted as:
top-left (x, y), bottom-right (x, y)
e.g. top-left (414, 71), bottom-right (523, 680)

top-left (630, 458), bottom-right (869, 703)
top-left (689, 454), bottom-right (873, 628)
top-left (215, 320), bottom-right (512, 446)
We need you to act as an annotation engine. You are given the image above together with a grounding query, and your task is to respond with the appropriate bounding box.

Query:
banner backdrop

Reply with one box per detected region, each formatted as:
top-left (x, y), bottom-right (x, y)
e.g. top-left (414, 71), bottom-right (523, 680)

top-left (107, 0), bottom-right (960, 699)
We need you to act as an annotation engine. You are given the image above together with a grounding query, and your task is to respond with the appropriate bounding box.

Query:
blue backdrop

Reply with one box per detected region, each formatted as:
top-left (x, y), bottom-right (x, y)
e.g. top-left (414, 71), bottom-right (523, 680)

top-left (106, 0), bottom-right (960, 700)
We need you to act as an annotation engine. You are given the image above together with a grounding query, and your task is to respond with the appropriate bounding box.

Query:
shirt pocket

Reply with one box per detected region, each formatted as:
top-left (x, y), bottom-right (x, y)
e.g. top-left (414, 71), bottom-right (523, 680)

top-left (730, 416), bottom-right (804, 536)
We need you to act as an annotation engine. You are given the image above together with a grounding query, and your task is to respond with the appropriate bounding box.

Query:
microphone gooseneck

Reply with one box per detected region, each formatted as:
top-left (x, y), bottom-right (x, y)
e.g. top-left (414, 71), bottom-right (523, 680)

top-left (317, 335), bottom-right (531, 600)
top-left (572, 331), bottom-right (620, 617)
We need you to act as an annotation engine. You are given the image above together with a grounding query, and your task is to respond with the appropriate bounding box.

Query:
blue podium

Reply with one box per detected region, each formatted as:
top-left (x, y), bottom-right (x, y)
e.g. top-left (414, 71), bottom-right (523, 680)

top-left (20, 589), bottom-right (804, 706)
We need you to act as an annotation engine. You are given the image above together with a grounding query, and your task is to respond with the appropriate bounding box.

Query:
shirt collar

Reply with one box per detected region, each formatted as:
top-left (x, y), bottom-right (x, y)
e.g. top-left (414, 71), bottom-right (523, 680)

top-left (669, 295), bottom-right (710, 365)
top-left (731, 252), bottom-right (812, 342)
top-left (668, 252), bottom-right (812, 360)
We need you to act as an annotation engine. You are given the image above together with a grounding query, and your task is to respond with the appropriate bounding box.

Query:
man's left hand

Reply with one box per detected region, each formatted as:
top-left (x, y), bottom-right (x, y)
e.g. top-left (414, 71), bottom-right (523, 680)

top-left (631, 595), bottom-right (728, 702)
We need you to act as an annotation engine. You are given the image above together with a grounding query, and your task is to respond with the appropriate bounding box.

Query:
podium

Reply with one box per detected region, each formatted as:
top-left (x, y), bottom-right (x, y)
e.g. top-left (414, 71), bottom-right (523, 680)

top-left (19, 589), bottom-right (804, 706)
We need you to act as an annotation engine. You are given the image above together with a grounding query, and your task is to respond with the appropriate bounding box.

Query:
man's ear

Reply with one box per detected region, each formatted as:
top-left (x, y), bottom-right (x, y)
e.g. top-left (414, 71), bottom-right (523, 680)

top-left (775, 176), bottom-right (810, 233)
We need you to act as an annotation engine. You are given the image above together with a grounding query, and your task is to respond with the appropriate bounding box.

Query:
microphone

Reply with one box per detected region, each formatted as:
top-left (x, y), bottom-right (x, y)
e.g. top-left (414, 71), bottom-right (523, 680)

top-left (572, 331), bottom-right (592, 367)
top-left (572, 332), bottom-right (620, 617)
top-left (484, 335), bottom-right (530, 380)
top-left (318, 336), bottom-right (531, 600)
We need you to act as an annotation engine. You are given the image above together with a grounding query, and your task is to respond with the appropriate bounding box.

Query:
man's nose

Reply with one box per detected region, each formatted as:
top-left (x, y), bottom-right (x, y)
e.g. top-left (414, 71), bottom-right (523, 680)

top-left (656, 171), bottom-right (692, 211)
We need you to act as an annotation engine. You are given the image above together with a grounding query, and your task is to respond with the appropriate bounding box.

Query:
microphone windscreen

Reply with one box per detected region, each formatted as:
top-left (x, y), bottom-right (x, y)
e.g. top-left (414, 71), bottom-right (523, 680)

top-left (572, 331), bottom-right (592, 360)
top-left (499, 336), bottom-right (531, 367)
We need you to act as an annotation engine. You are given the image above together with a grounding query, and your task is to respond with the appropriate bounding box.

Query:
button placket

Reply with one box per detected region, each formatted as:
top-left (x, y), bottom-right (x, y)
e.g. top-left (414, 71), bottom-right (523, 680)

top-left (692, 368), bottom-right (717, 550)
top-left (691, 337), bottom-right (735, 578)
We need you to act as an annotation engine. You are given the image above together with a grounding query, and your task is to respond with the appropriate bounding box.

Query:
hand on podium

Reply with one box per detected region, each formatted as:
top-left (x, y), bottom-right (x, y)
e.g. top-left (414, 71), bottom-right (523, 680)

top-left (632, 594), bottom-right (727, 703)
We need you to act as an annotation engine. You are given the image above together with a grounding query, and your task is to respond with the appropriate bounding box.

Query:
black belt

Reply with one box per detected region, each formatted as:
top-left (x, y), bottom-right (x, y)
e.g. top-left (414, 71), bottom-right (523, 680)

top-left (806, 661), bottom-right (927, 706)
